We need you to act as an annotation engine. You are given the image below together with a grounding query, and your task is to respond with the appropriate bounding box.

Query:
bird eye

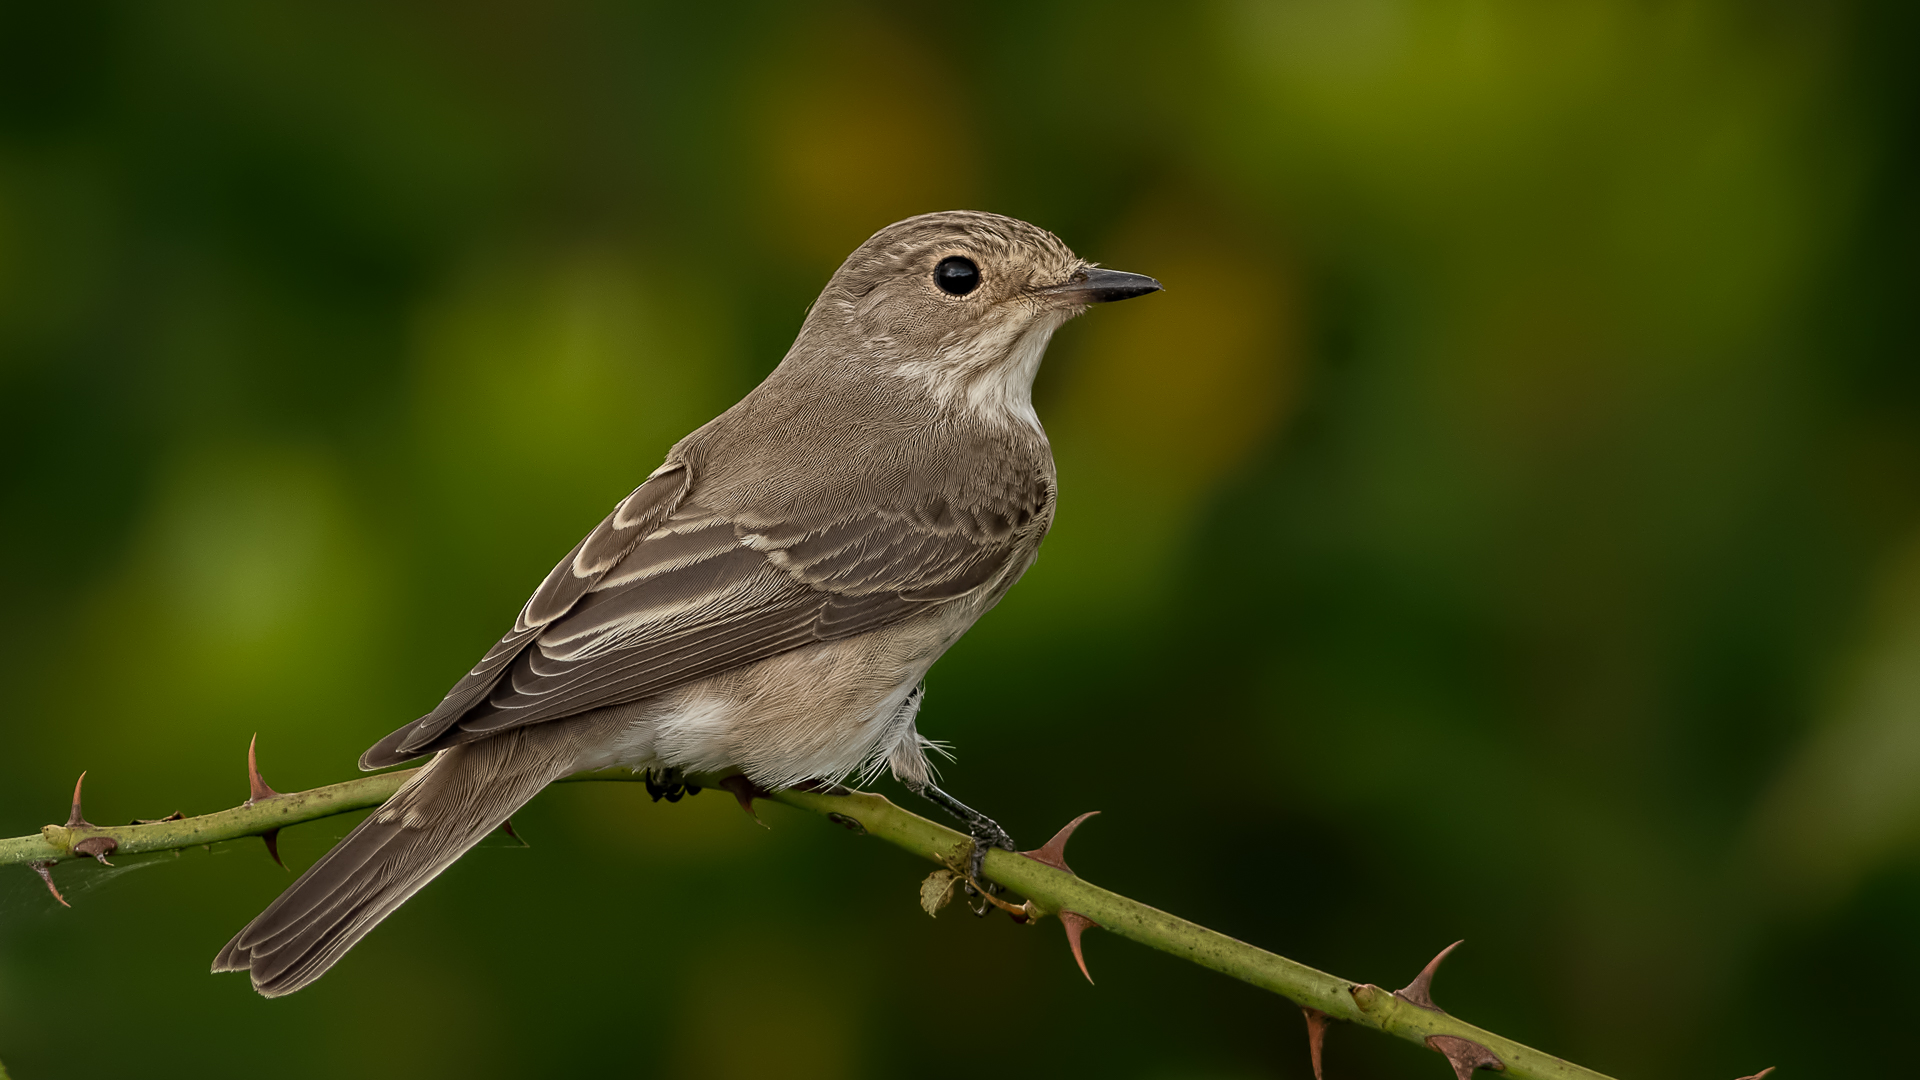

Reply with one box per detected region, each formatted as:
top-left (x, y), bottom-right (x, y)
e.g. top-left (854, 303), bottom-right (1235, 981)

top-left (934, 256), bottom-right (980, 296)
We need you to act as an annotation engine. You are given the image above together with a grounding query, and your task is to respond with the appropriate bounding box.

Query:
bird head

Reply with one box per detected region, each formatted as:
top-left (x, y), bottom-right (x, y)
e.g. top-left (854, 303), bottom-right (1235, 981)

top-left (794, 210), bottom-right (1162, 427)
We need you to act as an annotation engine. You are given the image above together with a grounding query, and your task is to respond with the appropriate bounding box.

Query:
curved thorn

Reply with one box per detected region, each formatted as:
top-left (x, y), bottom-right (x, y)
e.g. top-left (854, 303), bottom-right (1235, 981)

top-left (1301, 1008), bottom-right (1331, 1080)
top-left (1426, 1034), bottom-right (1503, 1079)
top-left (1059, 910), bottom-right (1100, 984)
top-left (30, 860), bottom-right (69, 908)
top-left (1019, 811), bottom-right (1100, 875)
top-left (66, 771), bottom-right (94, 829)
top-left (718, 775), bottom-right (769, 827)
top-left (246, 734), bottom-right (281, 806)
top-left (260, 828), bottom-right (286, 870)
top-left (500, 818), bottom-right (528, 847)
top-left (1396, 939), bottom-right (1464, 1012)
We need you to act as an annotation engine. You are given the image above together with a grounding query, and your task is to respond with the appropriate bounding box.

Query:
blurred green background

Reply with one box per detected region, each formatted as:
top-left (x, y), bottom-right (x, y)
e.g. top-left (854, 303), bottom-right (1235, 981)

top-left (2, 1), bottom-right (1916, 1077)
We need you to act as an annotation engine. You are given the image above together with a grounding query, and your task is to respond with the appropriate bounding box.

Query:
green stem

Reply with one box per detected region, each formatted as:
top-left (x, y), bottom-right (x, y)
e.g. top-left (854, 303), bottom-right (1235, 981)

top-left (774, 785), bottom-right (1615, 1080)
top-left (3, 769), bottom-right (1616, 1080)
top-left (0, 774), bottom-right (412, 866)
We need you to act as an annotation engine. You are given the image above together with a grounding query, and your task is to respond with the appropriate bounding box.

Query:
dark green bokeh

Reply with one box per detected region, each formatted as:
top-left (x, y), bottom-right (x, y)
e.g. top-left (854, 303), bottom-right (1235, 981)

top-left (3, 2), bottom-right (1917, 1077)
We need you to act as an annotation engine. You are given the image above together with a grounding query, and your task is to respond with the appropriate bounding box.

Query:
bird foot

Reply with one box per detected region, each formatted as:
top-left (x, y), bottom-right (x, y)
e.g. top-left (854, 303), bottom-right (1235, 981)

top-left (643, 768), bottom-right (702, 804)
top-left (958, 818), bottom-right (1019, 915)
top-left (908, 781), bottom-right (1017, 914)
top-left (965, 818), bottom-right (1016, 882)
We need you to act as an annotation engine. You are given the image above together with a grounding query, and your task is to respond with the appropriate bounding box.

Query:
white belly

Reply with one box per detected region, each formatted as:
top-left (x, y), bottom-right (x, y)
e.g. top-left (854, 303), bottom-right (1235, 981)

top-left (570, 607), bottom-right (968, 790)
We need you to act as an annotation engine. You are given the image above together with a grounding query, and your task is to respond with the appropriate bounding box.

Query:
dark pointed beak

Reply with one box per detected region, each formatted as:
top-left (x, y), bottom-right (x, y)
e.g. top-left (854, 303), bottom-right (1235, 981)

top-left (1045, 267), bottom-right (1164, 304)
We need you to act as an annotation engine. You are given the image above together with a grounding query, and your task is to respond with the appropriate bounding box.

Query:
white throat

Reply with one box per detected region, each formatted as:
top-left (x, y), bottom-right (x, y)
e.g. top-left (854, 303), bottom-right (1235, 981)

top-left (891, 310), bottom-right (1070, 433)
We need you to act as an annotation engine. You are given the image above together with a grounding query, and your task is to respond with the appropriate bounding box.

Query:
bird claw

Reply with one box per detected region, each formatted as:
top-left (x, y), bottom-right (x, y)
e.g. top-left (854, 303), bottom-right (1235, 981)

top-left (955, 818), bottom-right (1017, 914)
top-left (643, 767), bottom-right (701, 803)
top-left (911, 781), bottom-right (1015, 904)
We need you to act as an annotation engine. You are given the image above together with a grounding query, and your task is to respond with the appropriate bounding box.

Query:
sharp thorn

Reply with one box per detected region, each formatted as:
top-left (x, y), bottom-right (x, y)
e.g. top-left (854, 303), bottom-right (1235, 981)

top-left (260, 828), bottom-right (286, 870)
top-left (718, 775), bottom-right (769, 827)
top-left (30, 860), bottom-right (70, 908)
top-left (1396, 939), bottom-right (1464, 1013)
top-left (1058, 909), bottom-right (1100, 984)
top-left (64, 774), bottom-right (114, 863)
top-left (1425, 1034), bottom-right (1503, 1079)
top-left (500, 818), bottom-right (528, 847)
top-left (246, 734), bottom-right (281, 806)
top-left (1019, 810), bottom-right (1100, 875)
top-left (66, 771), bottom-right (95, 829)
top-left (1301, 1008), bottom-right (1331, 1080)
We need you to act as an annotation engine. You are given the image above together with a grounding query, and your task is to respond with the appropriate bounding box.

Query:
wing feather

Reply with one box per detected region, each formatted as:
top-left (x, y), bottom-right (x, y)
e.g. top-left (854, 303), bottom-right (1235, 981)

top-left (362, 460), bottom-right (1050, 768)
top-left (360, 466), bottom-right (690, 768)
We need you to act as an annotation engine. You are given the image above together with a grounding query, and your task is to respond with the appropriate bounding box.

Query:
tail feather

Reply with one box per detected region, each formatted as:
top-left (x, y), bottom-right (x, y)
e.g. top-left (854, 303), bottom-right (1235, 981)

top-left (213, 721), bottom-right (591, 997)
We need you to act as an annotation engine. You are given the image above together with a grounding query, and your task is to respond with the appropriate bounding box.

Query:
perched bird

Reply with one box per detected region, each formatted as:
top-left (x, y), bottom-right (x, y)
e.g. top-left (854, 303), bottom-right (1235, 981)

top-left (213, 210), bottom-right (1161, 997)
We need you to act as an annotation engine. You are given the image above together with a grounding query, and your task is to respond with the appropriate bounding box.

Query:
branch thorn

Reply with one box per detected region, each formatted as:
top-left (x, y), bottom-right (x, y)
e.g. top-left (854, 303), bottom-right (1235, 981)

top-left (59, 772), bottom-right (118, 862)
top-left (718, 775), bottom-right (769, 827)
top-left (260, 828), bottom-right (286, 869)
top-left (66, 772), bottom-right (96, 829)
top-left (246, 734), bottom-right (282, 806)
top-left (1058, 910), bottom-right (1100, 984)
top-left (1019, 810), bottom-right (1100, 875)
top-left (1396, 939), bottom-right (1464, 1012)
top-left (1426, 1034), bottom-right (1504, 1078)
top-left (29, 860), bottom-right (69, 908)
top-left (500, 818), bottom-right (528, 847)
top-left (1301, 1007), bottom-right (1330, 1080)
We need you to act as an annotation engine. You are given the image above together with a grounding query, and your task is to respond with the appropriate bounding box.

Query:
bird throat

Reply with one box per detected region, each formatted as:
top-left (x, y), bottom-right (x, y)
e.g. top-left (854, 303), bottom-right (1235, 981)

top-left (895, 310), bottom-right (1068, 434)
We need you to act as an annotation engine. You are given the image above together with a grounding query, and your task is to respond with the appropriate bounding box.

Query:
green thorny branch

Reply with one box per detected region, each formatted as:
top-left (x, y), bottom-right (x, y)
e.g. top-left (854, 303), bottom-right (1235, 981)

top-left (0, 741), bottom-right (1777, 1080)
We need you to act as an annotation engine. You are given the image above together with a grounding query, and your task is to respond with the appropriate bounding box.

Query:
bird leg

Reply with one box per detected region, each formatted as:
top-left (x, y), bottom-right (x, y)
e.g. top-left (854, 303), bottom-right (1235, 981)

top-left (909, 781), bottom-right (1016, 910)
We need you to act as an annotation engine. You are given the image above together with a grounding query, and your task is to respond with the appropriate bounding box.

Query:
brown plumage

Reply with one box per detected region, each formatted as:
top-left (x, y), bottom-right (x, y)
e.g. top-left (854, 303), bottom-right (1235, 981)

top-left (213, 210), bottom-right (1160, 997)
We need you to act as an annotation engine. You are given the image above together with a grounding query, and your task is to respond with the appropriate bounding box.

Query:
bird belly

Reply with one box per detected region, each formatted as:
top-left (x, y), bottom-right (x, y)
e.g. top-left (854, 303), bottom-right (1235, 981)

top-left (583, 606), bottom-right (973, 790)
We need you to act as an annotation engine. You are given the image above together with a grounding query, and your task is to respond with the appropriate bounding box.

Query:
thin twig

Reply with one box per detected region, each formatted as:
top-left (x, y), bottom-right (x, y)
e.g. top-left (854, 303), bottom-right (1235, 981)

top-left (3, 766), bottom-right (1616, 1080)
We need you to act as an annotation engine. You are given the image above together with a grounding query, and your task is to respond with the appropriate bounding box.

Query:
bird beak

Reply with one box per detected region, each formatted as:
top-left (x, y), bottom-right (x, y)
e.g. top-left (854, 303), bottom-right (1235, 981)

top-left (1043, 267), bottom-right (1164, 304)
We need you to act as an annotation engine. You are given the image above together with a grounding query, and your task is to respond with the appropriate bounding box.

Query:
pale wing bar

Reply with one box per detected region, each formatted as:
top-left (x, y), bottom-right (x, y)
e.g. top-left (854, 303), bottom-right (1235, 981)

top-left (366, 477), bottom-right (1035, 766)
top-left (443, 518), bottom-right (1013, 726)
top-left (360, 467), bottom-right (690, 769)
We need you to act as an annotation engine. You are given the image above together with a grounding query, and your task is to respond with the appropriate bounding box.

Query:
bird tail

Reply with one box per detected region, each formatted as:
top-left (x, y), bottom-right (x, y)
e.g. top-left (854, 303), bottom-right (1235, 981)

top-left (212, 720), bottom-right (588, 997)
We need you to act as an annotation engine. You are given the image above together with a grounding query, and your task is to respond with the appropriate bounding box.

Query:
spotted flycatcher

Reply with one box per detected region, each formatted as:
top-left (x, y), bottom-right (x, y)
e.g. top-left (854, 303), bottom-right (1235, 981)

top-left (214, 210), bottom-right (1161, 996)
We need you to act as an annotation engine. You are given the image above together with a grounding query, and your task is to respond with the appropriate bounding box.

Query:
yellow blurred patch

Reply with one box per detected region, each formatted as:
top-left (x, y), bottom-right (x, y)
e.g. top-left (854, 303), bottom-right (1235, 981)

top-left (1056, 210), bottom-right (1298, 483)
top-left (747, 12), bottom-right (981, 263)
top-left (1026, 197), bottom-right (1301, 616)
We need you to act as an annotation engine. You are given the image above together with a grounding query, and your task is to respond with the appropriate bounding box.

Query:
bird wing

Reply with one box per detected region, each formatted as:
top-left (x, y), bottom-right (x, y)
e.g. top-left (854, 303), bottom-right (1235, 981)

top-left (362, 461), bottom-right (1047, 768)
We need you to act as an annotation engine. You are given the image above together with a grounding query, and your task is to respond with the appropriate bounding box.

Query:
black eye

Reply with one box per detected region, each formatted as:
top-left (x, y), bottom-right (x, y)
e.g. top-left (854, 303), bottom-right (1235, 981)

top-left (934, 256), bottom-right (980, 296)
